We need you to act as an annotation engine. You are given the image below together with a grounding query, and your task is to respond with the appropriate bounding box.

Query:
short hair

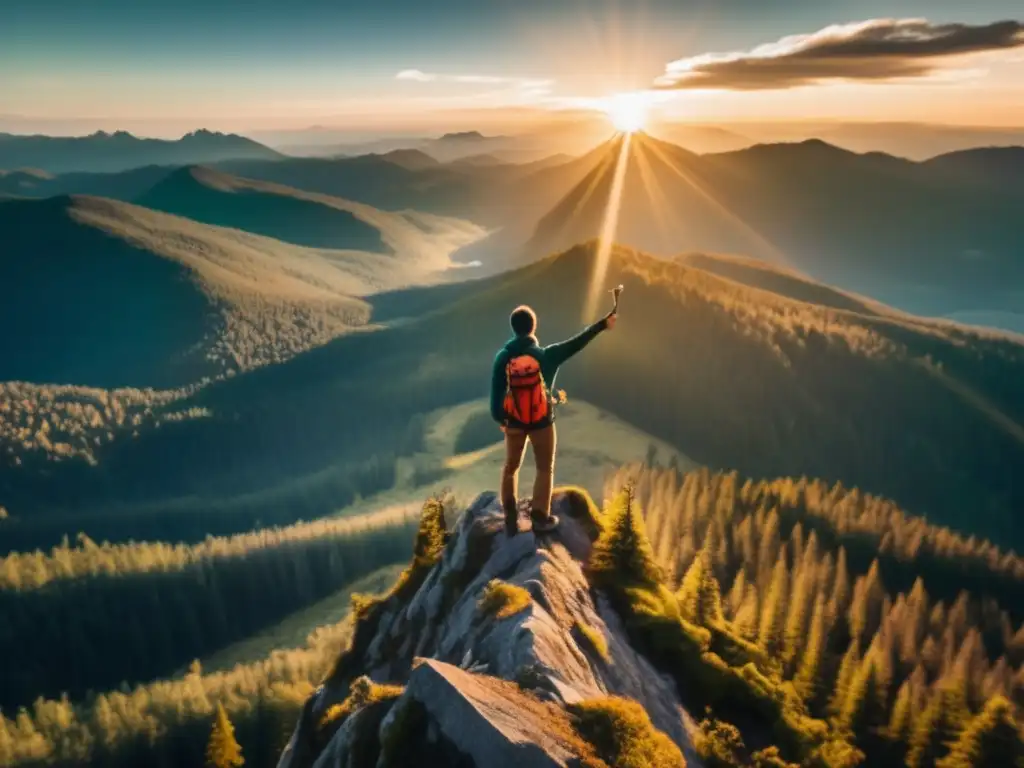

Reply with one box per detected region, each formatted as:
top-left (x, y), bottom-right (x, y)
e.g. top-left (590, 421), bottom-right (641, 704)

top-left (510, 305), bottom-right (537, 337)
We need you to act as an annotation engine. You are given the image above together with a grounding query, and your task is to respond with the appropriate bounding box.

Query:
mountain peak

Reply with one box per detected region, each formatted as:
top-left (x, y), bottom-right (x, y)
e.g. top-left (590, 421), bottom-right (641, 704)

top-left (278, 489), bottom-right (696, 768)
top-left (438, 130), bottom-right (488, 142)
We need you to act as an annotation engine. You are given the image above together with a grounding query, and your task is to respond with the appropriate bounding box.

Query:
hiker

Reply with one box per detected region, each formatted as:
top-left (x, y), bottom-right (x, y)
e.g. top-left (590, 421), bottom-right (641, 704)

top-left (491, 303), bottom-right (617, 535)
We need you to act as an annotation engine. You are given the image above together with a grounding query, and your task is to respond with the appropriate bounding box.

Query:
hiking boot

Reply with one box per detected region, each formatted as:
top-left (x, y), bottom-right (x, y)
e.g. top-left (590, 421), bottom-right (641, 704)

top-left (531, 510), bottom-right (559, 534)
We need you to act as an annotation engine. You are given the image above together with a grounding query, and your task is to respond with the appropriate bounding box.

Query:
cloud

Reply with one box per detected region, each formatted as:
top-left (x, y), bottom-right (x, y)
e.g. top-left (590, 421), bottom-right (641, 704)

top-left (654, 18), bottom-right (1024, 90)
top-left (395, 70), bottom-right (553, 92)
top-left (396, 69), bottom-right (438, 83)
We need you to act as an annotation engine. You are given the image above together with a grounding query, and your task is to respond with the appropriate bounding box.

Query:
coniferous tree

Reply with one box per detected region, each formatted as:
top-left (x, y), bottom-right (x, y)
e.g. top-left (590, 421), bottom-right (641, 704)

top-left (733, 586), bottom-right (760, 641)
top-left (795, 593), bottom-right (827, 702)
top-left (726, 569), bottom-right (748, 617)
top-left (907, 683), bottom-right (968, 768)
top-left (840, 659), bottom-right (887, 749)
top-left (0, 718), bottom-right (13, 767)
top-left (830, 641), bottom-right (861, 717)
top-left (206, 704), bottom-right (244, 768)
top-left (677, 547), bottom-right (723, 627)
top-left (889, 680), bottom-right (915, 747)
top-left (589, 485), bottom-right (663, 590)
top-left (758, 555), bottom-right (789, 656)
top-left (783, 561), bottom-right (813, 674)
top-left (828, 548), bottom-right (851, 627)
top-left (937, 695), bottom-right (1024, 768)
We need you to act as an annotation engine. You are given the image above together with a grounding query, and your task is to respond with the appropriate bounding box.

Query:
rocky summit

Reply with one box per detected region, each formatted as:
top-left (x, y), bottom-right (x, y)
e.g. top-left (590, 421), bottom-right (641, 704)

top-left (277, 489), bottom-right (699, 768)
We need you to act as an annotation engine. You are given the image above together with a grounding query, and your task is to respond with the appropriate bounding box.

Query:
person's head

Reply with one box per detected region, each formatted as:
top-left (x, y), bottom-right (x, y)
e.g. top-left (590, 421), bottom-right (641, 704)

top-left (510, 305), bottom-right (537, 338)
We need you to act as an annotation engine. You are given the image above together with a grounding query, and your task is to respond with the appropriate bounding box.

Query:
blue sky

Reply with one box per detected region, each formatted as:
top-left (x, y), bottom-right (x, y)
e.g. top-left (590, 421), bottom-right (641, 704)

top-left (3, 0), bottom-right (1023, 135)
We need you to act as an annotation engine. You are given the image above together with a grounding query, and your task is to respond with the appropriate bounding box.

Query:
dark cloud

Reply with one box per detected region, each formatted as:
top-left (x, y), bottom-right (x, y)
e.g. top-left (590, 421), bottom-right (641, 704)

top-left (655, 19), bottom-right (1024, 91)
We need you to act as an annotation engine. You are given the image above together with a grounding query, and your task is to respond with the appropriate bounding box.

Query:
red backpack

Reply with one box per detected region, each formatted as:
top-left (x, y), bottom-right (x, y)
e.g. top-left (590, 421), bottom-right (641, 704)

top-left (503, 355), bottom-right (549, 426)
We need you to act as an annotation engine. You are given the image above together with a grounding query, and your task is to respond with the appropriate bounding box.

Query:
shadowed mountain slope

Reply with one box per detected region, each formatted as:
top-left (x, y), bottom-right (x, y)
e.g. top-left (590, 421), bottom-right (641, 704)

top-left (0, 195), bottom-right (378, 387)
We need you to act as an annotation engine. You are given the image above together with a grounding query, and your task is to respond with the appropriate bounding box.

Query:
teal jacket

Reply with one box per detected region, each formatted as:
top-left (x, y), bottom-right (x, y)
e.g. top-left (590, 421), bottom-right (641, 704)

top-left (490, 317), bottom-right (609, 428)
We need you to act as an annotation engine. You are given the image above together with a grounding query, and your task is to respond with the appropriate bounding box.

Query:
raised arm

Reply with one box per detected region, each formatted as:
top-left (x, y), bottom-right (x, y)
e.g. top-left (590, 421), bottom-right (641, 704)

top-left (490, 349), bottom-right (509, 424)
top-left (543, 316), bottom-right (609, 369)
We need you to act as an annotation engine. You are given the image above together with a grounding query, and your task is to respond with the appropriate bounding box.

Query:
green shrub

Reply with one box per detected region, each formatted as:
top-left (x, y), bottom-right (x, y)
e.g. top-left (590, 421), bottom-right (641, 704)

top-left (478, 580), bottom-right (532, 620)
top-left (752, 745), bottom-right (800, 768)
top-left (569, 696), bottom-right (686, 768)
top-left (695, 716), bottom-right (745, 768)
top-left (575, 620), bottom-right (611, 663)
top-left (319, 677), bottom-right (404, 730)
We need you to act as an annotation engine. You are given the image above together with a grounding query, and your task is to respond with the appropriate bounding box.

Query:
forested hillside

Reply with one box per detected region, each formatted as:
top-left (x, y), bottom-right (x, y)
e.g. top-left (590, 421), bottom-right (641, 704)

top-left (3, 243), bottom-right (1021, 553)
top-left (0, 504), bottom-right (420, 711)
top-left (0, 195), bottom-right (373, 388)
top-left (609, 464), bottom-right (1024, 766)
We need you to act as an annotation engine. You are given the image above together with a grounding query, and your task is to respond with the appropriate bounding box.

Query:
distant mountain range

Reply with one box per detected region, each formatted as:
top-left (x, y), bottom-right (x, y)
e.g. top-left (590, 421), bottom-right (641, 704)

top-left (4, 131), bottom-right (1022, 325)
top-left (0, 129), bottom-right (282, 174)
top-left (523, 133), bottom-right (1024, 319)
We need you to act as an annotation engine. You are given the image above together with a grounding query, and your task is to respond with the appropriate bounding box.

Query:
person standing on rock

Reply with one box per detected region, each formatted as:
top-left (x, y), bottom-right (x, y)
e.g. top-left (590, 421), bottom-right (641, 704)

top-left (491, 300), bottom-right (617, 536)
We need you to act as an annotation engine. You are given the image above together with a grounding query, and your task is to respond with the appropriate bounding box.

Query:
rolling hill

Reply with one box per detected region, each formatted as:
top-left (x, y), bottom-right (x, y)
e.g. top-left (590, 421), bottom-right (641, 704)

top-left (4, 242), bottom-right (1021, 553)
top-left (133, 165), bottom-right (485, 256)
top-left (0, 192), bottom-right (482, 389)
top-left (0, 168), bottom-right (54, 196)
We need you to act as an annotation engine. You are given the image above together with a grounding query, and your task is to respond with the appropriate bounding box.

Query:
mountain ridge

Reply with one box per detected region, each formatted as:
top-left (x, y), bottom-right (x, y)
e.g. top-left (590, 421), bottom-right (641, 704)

top-left (0, 129), bottom-right (282, 174)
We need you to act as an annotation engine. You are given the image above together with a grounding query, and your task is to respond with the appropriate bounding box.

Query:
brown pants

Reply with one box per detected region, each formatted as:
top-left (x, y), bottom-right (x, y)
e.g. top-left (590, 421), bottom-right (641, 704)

top-left (501, 424), bottom-right (557, 519)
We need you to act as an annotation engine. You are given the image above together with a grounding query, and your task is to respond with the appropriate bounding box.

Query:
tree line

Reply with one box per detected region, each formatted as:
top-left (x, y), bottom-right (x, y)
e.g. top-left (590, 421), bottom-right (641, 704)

top-left (0, 450), bottom-right (401, 555)
top-left (606, 465), bottom-right (1024, 766)
top-left (0, 505), bottom-right (419, 712)
top-left (0, 589), bottom-right (354, 768)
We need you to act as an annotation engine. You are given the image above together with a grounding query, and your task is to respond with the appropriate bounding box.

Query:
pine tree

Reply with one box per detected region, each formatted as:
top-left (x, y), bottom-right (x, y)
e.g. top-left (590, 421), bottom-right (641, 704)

top-left (0, 717), bottom-right (14, 767)
top-left (758, 555), bottom-right (789, 657)
top-left (829, 641), bottom-right (860, 717)
top-left (677, 547), bottom-right (723, 627)
top-left (888, 680), bottom-right (915, 745)
top-left (847, 561), bottom-right (883, 647)
top-left (795, 593), bottom-right (827, 702)
top-left (206, 703), bottom-right (245, 768)
top-left (906, 683), bottom-right (968, 768)
top-left (733, 586), bottom-right (760, 641)
top-left (589, 485), bottom-right (663, 590)
top-left (840, 659), bottom-right (886, 748)
top-left (726, 569), bottom-right (748, 618)
top-left (937, 695), bottom-right (1023, 768)
top-left (828, 548), bottom-right (851, 627)
top-left (782, 560), bottom-right (812, 674)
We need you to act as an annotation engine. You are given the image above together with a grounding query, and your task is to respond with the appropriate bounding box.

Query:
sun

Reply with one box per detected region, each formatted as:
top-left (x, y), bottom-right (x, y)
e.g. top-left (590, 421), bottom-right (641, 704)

top-left (605, 92), bottom-right (649, 134)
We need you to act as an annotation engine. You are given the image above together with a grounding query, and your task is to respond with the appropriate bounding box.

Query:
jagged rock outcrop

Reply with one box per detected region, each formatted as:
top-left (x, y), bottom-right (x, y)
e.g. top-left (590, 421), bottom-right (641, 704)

top-left (278, 489), bottom-right (700, 768)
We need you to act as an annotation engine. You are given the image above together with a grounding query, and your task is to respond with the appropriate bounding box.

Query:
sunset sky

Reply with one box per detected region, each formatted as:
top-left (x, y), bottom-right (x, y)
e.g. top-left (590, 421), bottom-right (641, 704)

top-left (3, 0), bottom-right (1023, 137)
